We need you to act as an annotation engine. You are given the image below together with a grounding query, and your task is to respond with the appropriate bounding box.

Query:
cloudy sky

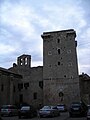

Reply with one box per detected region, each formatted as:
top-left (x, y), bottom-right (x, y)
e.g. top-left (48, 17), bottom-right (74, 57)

top-left (0, 0), bottom-right (90, 75)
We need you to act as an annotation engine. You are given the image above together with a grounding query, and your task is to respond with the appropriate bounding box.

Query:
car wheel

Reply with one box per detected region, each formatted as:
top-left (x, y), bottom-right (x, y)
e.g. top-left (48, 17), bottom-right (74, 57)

top-left (9, 112), bottom-right (12, 117)
top-left (58, 112), bottom-right (60, 116)
top-left (40, 115), bottom-right (43, 118)
top-left (69, 113), bottom-right (72, 117)
top-left (30, 114), bottom-right (33, 118)
top-left (18, 115), bottom-right (21, 119)
top-left (87, 118), bottom-right (89, 120)
top-left (51, 113), bottom-right (54, 117)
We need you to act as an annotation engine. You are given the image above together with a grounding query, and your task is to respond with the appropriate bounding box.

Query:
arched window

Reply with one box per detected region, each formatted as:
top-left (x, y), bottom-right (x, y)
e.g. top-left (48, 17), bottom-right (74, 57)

top-left (59, 92), bottom-right (64, 97)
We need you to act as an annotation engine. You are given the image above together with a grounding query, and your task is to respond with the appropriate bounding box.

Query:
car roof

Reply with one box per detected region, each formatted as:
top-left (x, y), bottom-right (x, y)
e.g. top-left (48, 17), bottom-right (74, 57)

top-left (41, 106), bottom-right (57, 109)
top-left (21, 106), bottom-right (30, 108)
top-left (1, 105), bottom-right (17, 109)
top-left (2, 105), bottom-right (16, 107)
top-left (57, 104), bottom-right (65, 106)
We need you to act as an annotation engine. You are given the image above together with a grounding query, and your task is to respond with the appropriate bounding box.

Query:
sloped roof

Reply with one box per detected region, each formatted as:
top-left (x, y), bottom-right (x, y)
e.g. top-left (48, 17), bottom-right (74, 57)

top-left (79, 73), bottom-right (90, 81)
top-left (0, 67), bottom-right (22, 78)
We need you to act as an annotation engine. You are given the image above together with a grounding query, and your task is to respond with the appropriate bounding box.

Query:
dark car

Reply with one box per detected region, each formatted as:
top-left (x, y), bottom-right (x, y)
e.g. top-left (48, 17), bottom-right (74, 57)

top-left (57, 104), bottom-right (67, 112)
top-left (1, 105), bottom-right (18, 117)
top-left (87, 105), bottom-right (90, 120)
top-left (38, 106), bottom-right (60, 118)
top-left (69, 101), bottom-right (87, 117)
top-left (0, 114), bottom-right (2, 120)
top-left (0, 108), bottom-right (3, 120)
top-left (18, 106), bottom-right (37, 118)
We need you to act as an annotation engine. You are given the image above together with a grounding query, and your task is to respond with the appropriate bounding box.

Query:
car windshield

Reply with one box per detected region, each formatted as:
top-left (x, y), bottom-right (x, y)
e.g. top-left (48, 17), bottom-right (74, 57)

top-left (88, 109), bottom-right (90, 112)
top-left (88, 105), bottom-right (90, 109)
top-left (21, 106), bottom-right (30, 110)
top-left (1, 105), bottom-right (16, 109)
top-left (41, 106), bottom-right (51, 110)
top-left (57, 105), bottom-right (65, 107)
top-left (72, 103), bottom-right (80, 107)
top-left (41, 106), bottom-right (57, 110)
top-left (51, 106), bottom-right (57, 109)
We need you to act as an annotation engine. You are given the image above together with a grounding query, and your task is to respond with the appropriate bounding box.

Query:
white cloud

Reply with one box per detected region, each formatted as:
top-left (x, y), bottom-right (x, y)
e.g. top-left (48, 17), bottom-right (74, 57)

top-left (31, 61), bottom-right (43, 67)
top-left (79, 64), bottom-right (90, 75)
top-left (0, 44), bottom-right (15, 54)
top-left (0, 0), bottom-right (90, 75)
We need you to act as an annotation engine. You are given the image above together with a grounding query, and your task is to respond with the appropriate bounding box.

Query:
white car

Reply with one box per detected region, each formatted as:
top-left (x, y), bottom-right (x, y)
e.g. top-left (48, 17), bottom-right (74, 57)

top-left (57, 104), bottom-right (67, 112)
top-left (38, 106), bottom-right (60, 118)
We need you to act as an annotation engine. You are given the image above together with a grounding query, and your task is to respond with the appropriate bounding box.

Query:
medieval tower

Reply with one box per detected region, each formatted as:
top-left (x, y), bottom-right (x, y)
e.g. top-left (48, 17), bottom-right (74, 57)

top-left (41, 29), bottom-right (80, 106)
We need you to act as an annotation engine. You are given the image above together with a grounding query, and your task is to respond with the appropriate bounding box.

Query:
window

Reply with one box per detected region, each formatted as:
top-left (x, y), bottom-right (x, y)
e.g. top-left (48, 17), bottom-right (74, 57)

top-left (18, 83), bottom-right (23, 91)
top-left (57, 38), bottom-right (60, 43)
top-left (59, 92), bottom-right (64, 97)
top-left (64, 75), bottom-right (66, 78)
top-left (13, 85), bottom-right (15, 92)
top-left (75, 41), bottom-right (77, 47)
top-left (25, 57), bottom-right (28, 65)
top-left (58, 48), bottom-right (60, 54)
top-left (70, 76), bottom-right (73, 79)
top-left (24, 82), bottom-right (29, 89)
top-left (48, 51), bottom-right (52, 55)
top-left (19, 94), bottom-right (23, 103)
top-left (1, 84), bottom-right (4, 91)
top-left (39, 81), bottom-right (43, 89)
top-left (57, 38), bottom-right (61, 43)
top-left (58, 61), bottom-right (60, 65)
top-left (68, 62), bottom-right (72, 66)
top-left (20, 58), bottom-right (23, 65)
top-left (49, 77), bottom-right (52, 80)
top-left (59, 92), bottom-right (64, 102)
top-left (67, 50), bottom-right (71, 54)
top-left (33, 92), bottom-right (37, 100)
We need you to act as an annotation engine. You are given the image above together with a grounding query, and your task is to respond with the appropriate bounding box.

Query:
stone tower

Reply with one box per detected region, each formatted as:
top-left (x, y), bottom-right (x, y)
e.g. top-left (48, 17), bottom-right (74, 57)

top-left (17, 54), bottom-right (31, 67)
top-left (41, 29), bottom-right (80, 106)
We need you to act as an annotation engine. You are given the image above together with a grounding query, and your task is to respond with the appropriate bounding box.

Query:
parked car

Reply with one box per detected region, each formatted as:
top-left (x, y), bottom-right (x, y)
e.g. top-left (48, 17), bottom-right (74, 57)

top-left (0, 114), bottom-right (2, 120)
top-left (0, 115), bottom-right (3, 120)
top-left (0, 108), bottom-right (3, 120)
top-left (38, 106), bottom-right (60, 118)
top-left (57, 104), bottom-right (67, 112)
top-left (87, 105), bottom-right (90, 120)
top-left (18, 105), bottom-right (37, 118)
top-left (1, 105), bottom-right (18, 116)
top-left (69, 101), bottom-right (87, 117)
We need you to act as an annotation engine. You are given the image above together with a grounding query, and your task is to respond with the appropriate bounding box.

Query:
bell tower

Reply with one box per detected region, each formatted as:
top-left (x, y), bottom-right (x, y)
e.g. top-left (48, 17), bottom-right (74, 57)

top-left (17, 54), bottom-right (31, 68)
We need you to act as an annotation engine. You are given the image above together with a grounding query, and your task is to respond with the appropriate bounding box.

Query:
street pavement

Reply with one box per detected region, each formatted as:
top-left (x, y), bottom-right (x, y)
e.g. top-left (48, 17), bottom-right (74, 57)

top-left (1, 112), bottom-right (87, 120)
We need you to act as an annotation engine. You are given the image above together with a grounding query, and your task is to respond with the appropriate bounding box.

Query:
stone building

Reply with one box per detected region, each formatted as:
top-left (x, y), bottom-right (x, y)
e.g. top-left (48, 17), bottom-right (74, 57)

top-left (0, 67), bottom-right (22, 106)
top-left (41, 29), bottom-right (80, 106)
top-left (9, 54), bottom-right (43, 109)
top-left (79, 73), bottom-right (90, 104)
top-left (0, 29), bottom-right (81, 108)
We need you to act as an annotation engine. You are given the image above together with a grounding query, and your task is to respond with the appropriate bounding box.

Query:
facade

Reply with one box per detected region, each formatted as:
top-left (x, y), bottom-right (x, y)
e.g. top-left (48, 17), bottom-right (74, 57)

top-left (0, 67), bottom-right (22, 106)
top-left (0, 29), bottom-right (83, 108)
top-left (41, 29), bottom-right (80, 106)
top-left (9, 54), bottom-right (43, 109)
top-left (79, 73), bottom-right (90, 104)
